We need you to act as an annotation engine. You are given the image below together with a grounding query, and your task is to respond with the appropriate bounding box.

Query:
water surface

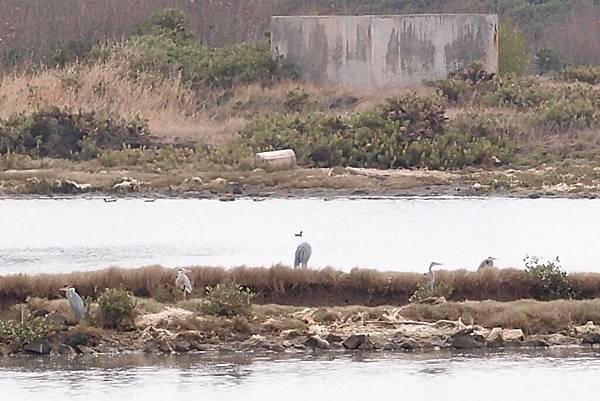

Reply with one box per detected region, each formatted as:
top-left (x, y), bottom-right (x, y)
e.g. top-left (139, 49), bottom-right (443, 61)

top-left (2, 350), bottom-right (600, 401)
top-left (1, 197), bottom-right (599, 274)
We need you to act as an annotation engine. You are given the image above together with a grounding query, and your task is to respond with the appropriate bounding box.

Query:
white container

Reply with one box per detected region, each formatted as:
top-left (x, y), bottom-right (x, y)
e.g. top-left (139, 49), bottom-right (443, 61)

top-left (255, 149), bottom-right (297, 170)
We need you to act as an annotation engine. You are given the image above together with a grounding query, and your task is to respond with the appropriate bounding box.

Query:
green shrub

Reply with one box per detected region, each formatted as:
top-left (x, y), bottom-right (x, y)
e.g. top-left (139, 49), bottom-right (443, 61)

top-left (531, 86), bottom-right (600, 130)
top-left (524, 256), bottom-right (577, 300)
top-left (90, 10), bottom-right (295, 88)
top-left (535, 48), bottom-right (563, 75)
top-left (97, 288), bottom-right (137, 328)
top-left (226, 93), bottom-right (513, 170)
top-left (203, 283), bottom-right (255, 318)
top-left (499, 22), bottom-right (529, 76)
top-left (560, 65), bottom-right (600, 85)
top-left (0, 108), bottom-right (150, 159)
top-left (0, 318), bottom-right (51, 345)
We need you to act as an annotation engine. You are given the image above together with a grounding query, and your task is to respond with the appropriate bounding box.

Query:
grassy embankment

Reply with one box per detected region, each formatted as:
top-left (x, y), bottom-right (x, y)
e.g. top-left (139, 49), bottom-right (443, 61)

top-left (3, 265), bottom-right (600, 338)
top-left (3, 10), bottom-right (600, 197)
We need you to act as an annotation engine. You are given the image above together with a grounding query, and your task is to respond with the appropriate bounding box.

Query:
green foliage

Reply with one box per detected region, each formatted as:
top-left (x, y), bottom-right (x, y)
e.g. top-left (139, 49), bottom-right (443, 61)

top-left (524, 256), bottom-right (577, 300)
top-left (560, 65), bottom-right (600, 85)
top-left (90, 9), bottom-right (294, 88)
top-left (97, 288), bottom-right (137, 328)
top-left (537, 96), bottom-right (597, 130)
top-left (135, 9), bottom-right (192, 42)
top-left (203, 283), bottom-right (255, 318)
top-left (0, 108), bottom-right (150, 159)
top-left (0, 318), bottom-right (51, 345)
top-left (409, 280), bottom-right (453, 303)
top-left (224, 93), bottom-right (513, 170)
top-left (499, 22), bottom-right (529, 76)
top-left (535, 48), bottom-right (563, 75)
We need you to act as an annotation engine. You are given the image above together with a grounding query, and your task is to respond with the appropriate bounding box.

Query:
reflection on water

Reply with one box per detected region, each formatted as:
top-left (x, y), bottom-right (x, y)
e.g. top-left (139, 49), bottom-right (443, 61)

top-left (2, 197), bottom-right (600, 275)
top-left (2, 350), bottom-right (600, 401)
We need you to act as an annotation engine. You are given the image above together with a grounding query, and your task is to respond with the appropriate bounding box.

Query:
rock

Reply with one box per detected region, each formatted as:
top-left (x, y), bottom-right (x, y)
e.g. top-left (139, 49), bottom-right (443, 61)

top-left (113, 177), bottom-right (142, 193)
top-left (158, 340), bottom-right (173, 354)
top-left (174, 340), bottom-right (191, 353)
top-left (64, 332), bottom-right (89, 347)
top-left (281, 329), bottom-right (304, 339)
top-left (212, 178), bottom-right (226, 185)
top-left (231, 184), bottom-right (243, 195)
top-left (325, 334), bottom-right (344, 344)
top-left (143, 343), bottom-right (159, 354)
top-left (486, 328), bottom-right (523, 347)
top-left (447, 329), bottom-right (485, 349)
top-left (76, 345), bottom-right (96, 355)
top-left (0, 345), bottom-right (11, 356)
top-left (304, 335), bottom-right (330, 350)
top-left (397, 338), bottom-right (421, 351)
top-left (31, 309), bottom-right (49, 318)
top-left (582, 333), bottom-right (600, 346)
top-left (46, 313), bottom-right (68, 330)
top-left (53, 180), bottom-right (91, 194)
top-left (486, 327), bottom-right (504, 347)
top-left (190, 341), bottom-right (208, 352)
top-left (269, 343), bottom-right (286, 352)
top-left (343, 334), bottom-right (375, 350)
top-left (523, 339), bottom-right (551, 348)
top-left (24, 341), bottom-right (52, 355)
top-left (55, 345), bottom-right (77, 356)
top-left (415, 296), bottom-right (447, 305)
top-left (543, 333), bottom-right (579, 346)
top-left (503, 329), bottom-right (525, 343)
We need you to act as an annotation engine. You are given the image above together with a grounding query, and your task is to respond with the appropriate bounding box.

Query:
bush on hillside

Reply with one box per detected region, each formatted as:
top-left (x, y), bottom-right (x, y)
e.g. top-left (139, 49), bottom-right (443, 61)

top-left (560, 65), bottom-right (600, 85)
top-left (0, 108), bottom-right (150, 159)
top-left (221, 93), bottom-right (513, 169)
top-left (97, 288), bottom-right (137, 328)
top-left (90, 10), bottom-right (295, 88)
top-left (203, 283), bottom-right (256, 318)
top-left (0, 318), bottom-right (51, 346)
top-left (535, 48), bottom-right (563, 75)
top-left (524, 256), bottom-right (577, 300)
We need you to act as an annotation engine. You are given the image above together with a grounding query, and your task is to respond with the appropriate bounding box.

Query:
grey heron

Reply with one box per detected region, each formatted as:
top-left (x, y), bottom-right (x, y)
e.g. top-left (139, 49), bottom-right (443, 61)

top-left (175, 268), bottom-right (193, 299)
top-left (59, 287), bottom-right (85, 322)
top-left (478, 257), bottom-right (497, 271)
top-left (294, 242), bottom-right (312, 269)
top-left (428, 262), bottom-right (443, 288)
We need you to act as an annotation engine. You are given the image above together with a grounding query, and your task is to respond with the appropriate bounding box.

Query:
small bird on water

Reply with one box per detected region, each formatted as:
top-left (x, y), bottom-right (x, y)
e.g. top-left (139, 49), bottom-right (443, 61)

top-left (295, 230), bottom-right (303, 237)
top-left (175, 268), bottom-right (193, 299)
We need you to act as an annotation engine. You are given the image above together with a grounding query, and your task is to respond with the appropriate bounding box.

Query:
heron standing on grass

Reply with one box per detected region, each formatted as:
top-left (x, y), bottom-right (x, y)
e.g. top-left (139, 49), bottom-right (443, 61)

top-left (175, 268), bottom-right (193, 299)
top-left (428, 262), bottom-right (443, 289)
top-left (59, 287), bottom-right (85, 322)
top-left (478, 257), bottom-right (497, 271)
top-left (294, 242), bottom-right (312, 269)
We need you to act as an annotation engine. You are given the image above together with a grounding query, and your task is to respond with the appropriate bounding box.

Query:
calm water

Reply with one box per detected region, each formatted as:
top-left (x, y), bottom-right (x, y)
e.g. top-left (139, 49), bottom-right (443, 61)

top-left (1, 197), bottom-right (600, 275)
top-left (2, 350), bottom-right (600, 401)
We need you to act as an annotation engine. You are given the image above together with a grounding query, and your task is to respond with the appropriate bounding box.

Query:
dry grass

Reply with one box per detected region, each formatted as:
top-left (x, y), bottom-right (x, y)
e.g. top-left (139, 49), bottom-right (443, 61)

top-left (2, 265), bottom-right (600, 310)
top-left (0, 61), bottom-right (420, 146)
top-left (401, 299), bottom-right (600, 334)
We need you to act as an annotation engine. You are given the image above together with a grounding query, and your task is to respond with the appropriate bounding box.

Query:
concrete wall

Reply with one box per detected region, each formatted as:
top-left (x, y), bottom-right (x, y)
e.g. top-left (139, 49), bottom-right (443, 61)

top-left (271, 14), bottom-right (498, 87)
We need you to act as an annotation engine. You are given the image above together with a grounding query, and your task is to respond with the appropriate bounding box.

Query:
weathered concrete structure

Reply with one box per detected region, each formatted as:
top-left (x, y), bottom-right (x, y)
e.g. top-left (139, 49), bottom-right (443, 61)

top-left (271, 14), bottom-right (498, 87)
